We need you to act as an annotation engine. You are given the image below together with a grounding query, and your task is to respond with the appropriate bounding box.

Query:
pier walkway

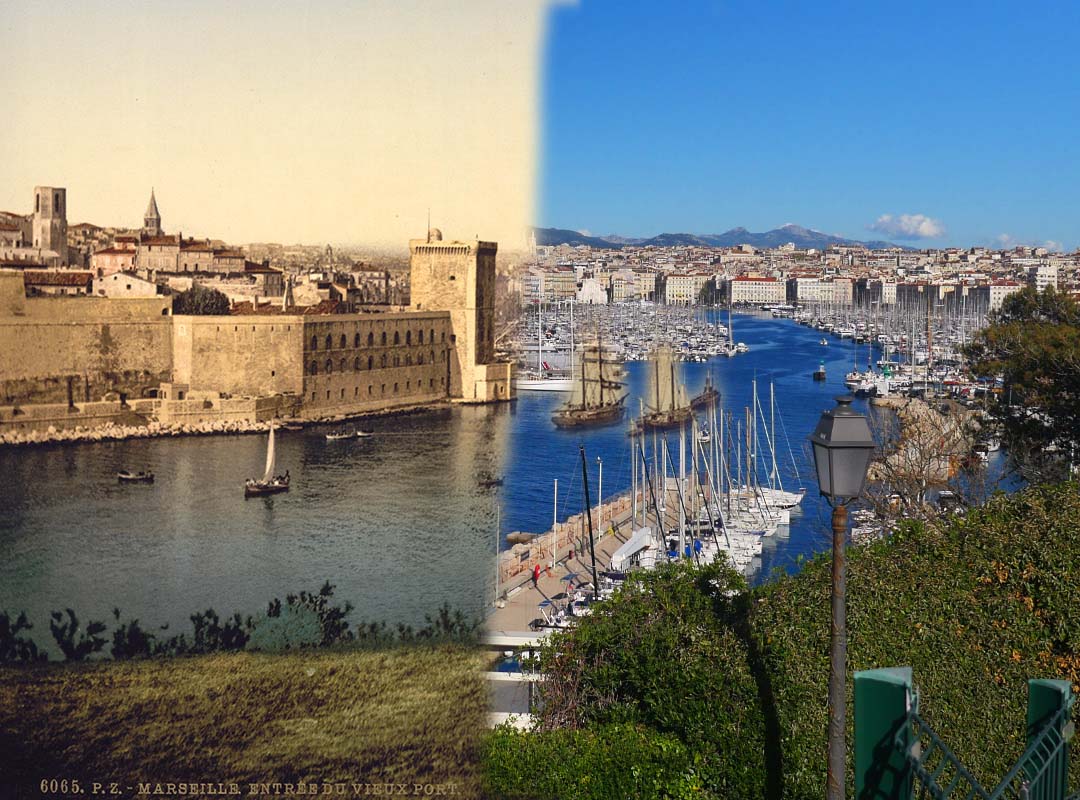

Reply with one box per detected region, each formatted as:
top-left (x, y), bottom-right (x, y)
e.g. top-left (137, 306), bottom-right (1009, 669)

top-left (486, 496), bottom-right (639, 635)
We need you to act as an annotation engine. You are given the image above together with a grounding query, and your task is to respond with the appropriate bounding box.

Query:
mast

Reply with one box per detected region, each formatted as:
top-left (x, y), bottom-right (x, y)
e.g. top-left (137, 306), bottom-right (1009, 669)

top-left (679, 426), bottom-right (686, 556)
top-left (570, 300), bottom-right (575, 382)
top-left (537, 303), bottom-right (543, 373)
top-left (770, 382), bottom-right (778, 490)
top-left (552, 479), bottom-right (558, 568)
top-left (579, 446), bottom-right (600, 600)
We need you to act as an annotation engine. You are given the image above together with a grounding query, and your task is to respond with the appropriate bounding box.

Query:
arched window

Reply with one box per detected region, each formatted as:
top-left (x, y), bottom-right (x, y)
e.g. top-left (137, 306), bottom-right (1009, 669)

top-left (368, 356), bottom-right (374, 370)
top-left (393, 355), bottom-right (400, 367)
top-left (354, 357), bottom-right (361, 371)
top-left (340, 334), bottom-right (347, 349)
top-left (325, 359), bottom-right (333, 373)
top-left (368, 332), bottom-right (374, 346)
top-left (381, 354), bottom-right (387, 368)
top-left (406, 330), bottom-right (412, 345)
top-left (406, 355), bottom-right (413, 366)
top-left (417, 354), bottom-right (424, 365)
top-left (394, 331), bottom-right (400, 345)
top-left (441, 332), bottom-right (446, 343)
top-left (339, 359), bottom-right (346, 372)
top-left (311, 361), bottom-right (318, 375)
top-left (430, 329), bottom-right (435, 343)
top-left (430, 350), bottom-right (435, 363)
top-left (354, 333), bottom-right (361, 348)
top-left (311, 335), bottom-right (318, 351)
top-left (393, 383), bottom-right (399, 394)
top-left (381, 331), bottom-right (387, 346)
top-left (418, 330), bottom-right (424, 344)
top-left (325, 335), bottom-right (332, 350)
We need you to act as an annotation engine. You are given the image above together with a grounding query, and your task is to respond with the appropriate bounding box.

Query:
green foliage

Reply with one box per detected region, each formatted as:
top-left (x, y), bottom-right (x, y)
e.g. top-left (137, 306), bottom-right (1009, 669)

top-left (0, 611), bottom-right (46, 662)
top-left (8, 585), bottom-right (478, 663)
top-left (172, 285), bottom-right (231, 315)
top-left (533, 561), bottom-right (766, 796)
top-left (483, 723), bottom-right (702, 800)
top-left (965, 286), bottom-right (1080, 480)
top-left (109, 608), bottom-right (156, 659)
top-left (498, 482), bottom-right (1080, 799)
top-left (49, 609), bottom-right (107, 662)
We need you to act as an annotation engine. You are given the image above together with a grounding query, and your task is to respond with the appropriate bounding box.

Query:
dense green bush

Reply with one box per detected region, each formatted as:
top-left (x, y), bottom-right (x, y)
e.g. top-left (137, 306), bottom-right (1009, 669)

top-left (492, 482), bottom-right (1080, 799)
top-left (172, 285), bottom-right (231, 315)
top-left (483, 723), bottom-right (702, 799)
top-left (0, 611), bottom-right (45, 662)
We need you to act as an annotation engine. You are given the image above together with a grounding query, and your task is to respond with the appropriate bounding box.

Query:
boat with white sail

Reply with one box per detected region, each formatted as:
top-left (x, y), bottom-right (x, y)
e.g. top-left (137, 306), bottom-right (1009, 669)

top-left (245, 422), bottom-right (290, 497)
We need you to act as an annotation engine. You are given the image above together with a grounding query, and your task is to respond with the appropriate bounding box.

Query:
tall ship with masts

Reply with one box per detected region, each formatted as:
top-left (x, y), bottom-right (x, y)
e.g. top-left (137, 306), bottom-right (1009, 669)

top-left (551, 337), bottom-right (626, 428)
top-left (630, 345), bottom-right (719, 434)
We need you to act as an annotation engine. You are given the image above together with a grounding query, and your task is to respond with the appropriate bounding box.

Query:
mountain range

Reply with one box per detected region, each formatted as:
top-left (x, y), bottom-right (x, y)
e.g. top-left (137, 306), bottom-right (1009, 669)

top-left (532, 224), bottom-right (908, 251)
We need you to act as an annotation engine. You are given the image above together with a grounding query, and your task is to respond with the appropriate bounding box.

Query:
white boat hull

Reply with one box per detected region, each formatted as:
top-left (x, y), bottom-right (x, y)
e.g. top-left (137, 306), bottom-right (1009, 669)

top-left (514, 377), bottom-right (574, 392)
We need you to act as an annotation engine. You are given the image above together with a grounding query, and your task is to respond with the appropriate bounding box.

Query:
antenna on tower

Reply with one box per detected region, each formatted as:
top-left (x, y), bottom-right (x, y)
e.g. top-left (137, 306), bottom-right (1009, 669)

top-left (426, 208), bottom-right (431, 243)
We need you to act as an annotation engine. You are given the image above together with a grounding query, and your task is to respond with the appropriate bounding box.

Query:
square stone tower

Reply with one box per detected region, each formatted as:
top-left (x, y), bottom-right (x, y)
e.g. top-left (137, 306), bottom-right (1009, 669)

top-left (32, 186), bottom-right (68, 263)
top-left (409, 231), bottom-right (512, 403)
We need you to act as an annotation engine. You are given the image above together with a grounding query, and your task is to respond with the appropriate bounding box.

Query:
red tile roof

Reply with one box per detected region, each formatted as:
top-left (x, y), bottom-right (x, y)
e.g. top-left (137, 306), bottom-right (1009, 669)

top-left (24, 270), bottom-right (93, 287)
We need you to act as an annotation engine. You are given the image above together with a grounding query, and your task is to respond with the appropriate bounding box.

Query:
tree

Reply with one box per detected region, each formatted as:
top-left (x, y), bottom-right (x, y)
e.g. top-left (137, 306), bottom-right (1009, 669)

top-left (865, 398), bottom-right (984, 522)
top-left (965, 286), bottom-right (1080, 482)
top-left (172, 285), bottom-right (231, 315)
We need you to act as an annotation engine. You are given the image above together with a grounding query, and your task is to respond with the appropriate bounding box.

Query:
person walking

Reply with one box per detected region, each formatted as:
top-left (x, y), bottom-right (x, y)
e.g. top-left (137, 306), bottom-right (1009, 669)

top-left (532, 563), bottom-right (541, 589)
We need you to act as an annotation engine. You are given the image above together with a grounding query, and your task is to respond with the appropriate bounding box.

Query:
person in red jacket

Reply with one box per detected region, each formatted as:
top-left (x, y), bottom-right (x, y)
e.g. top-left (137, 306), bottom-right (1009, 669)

top-left (532, 563), bottom-right (541, 589)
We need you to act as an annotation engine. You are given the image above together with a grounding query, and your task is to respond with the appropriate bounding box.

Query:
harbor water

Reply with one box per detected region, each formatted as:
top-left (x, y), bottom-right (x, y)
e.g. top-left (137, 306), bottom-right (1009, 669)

top-left (0, 312), bottom-right (1011, 642)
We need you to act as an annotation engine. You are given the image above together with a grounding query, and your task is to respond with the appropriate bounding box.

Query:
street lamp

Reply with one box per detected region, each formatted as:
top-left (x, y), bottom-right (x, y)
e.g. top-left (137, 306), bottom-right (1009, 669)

top-left (809, 396), bottom-right (876, 800)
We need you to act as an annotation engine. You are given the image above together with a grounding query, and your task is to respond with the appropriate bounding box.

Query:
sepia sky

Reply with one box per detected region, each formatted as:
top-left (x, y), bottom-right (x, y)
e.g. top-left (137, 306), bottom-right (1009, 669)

top-left (0, 1), bottom-right (549, 249)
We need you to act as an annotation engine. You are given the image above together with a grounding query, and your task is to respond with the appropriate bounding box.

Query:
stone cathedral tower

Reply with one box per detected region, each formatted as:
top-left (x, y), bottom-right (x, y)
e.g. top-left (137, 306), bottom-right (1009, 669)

top-left (143, 189), bottom-right (163, 237)
top-left (32, 186), bottom-right (67, 263)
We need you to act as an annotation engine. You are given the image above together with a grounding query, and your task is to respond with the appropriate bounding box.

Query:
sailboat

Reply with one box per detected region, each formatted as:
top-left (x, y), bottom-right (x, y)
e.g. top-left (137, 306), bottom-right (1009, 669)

top-left (551, 335), bottom-right (626, 428)
top-left (515, 302), bottom-right (574, 392)
top-left (629, 345), bottom-right (693, 434)
top-left (245, 422), bottom-right (290, 497)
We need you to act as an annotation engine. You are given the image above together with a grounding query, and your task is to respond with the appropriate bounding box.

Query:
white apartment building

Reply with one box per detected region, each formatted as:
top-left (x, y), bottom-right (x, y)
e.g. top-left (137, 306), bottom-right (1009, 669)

top-left (731, 276), bottom-right (784, 305)
top-left (794, 277), bottom-right (853, 305)
top-left (665, 272), bottom-right (713, 304)
top-left (989, 281), bottom-right (1023, 310)
top-left (1034, 264), bottom-right (1058, 292)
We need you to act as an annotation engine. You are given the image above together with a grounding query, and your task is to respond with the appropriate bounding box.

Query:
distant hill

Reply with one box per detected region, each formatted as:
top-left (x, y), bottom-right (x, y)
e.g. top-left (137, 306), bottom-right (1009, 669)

top-left (532, 223), bottom-right (907, 251)
top-left (532, 227), bottom-right (622, 249)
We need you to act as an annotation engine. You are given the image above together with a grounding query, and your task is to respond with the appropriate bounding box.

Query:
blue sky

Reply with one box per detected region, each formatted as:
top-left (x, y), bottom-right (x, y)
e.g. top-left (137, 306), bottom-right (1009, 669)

top-left (540, 0), bottom-right (1080, 250)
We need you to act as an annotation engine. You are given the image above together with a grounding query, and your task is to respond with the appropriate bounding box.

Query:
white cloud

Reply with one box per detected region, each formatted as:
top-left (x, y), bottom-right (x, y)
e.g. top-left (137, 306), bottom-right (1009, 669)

top-left (995, 234), bottom-right (1066, 252)
top-left (867, 213), bottom-right (946, 240)
top-left (577, 229), bottom-right (593, 237)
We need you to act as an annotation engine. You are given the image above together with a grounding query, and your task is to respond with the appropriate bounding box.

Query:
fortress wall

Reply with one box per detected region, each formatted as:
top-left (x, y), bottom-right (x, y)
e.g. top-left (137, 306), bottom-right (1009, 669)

top-left (299, 311), bottom-right (453, 416)
top-left (0, 284), bottom-right (173, 405)
top-left (172, 315), bottom-right (305, 398)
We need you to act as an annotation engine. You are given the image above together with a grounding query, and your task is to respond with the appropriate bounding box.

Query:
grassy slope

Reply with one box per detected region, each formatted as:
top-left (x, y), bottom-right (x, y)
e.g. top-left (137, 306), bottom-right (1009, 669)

top-left (0, 645), bottom-right (486, 794)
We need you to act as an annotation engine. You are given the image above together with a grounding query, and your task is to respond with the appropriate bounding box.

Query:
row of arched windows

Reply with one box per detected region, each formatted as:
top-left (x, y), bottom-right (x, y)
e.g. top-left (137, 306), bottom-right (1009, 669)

top-left (309, 329), bottom-right (443, 351)
top-left (310, 376), bottom-right (446, 404)
top-left (307, 350), bottom-right (443, 376)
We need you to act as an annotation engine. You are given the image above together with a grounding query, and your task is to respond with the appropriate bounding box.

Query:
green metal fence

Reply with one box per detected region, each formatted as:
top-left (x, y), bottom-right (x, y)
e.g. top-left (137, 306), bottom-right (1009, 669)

top-left (855, 667), bottom-right (1075, 800)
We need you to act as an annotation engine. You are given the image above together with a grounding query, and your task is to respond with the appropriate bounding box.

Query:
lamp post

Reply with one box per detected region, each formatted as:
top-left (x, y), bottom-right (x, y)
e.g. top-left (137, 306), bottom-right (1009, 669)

top-left (809, 396), bottom-right (876, 800)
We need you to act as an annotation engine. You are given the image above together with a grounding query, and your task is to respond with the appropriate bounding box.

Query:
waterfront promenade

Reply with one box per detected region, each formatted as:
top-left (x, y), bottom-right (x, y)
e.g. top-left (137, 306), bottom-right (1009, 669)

top-left (488, 491), bottom-right (639, 634)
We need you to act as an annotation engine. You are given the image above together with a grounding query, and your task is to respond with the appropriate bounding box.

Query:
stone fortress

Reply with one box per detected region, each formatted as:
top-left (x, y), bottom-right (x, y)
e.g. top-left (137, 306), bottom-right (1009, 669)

top-left (0, 186), bottom-right (513, 437)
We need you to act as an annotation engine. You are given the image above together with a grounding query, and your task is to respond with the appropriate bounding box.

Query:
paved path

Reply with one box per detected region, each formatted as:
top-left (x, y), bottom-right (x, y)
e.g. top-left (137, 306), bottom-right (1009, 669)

top-left (485, 512), bottom-right (635, 634)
